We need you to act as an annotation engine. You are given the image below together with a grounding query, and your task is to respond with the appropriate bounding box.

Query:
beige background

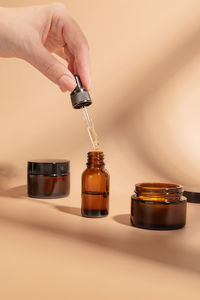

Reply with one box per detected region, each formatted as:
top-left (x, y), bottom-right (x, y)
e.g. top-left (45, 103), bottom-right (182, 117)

top-left (0, 0), bottom-right (200, 299)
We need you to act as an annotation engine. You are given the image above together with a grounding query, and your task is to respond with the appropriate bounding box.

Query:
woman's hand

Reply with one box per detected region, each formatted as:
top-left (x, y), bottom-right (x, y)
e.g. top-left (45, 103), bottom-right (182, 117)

top-left (0, 3), bottom-right (91, 92)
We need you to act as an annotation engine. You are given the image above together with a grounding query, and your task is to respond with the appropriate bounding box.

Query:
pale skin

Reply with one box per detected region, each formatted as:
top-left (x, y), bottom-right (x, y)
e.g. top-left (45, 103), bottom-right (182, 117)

top-left (0, 3), bottom-right (91, 92)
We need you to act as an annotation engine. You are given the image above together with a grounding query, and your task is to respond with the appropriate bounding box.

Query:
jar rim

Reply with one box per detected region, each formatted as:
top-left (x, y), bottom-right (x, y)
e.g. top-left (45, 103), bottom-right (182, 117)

top-left (135, 182), bottom-right (183, 193)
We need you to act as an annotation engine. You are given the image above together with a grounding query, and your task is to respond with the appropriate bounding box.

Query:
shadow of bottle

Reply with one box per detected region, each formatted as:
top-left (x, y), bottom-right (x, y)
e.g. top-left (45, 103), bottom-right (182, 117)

top-left (54, 205), bottom-right (81, 217)
top-left (4, 184), bottom-right (81, 217)
top-left (113, 214), bottom-right (131, 227)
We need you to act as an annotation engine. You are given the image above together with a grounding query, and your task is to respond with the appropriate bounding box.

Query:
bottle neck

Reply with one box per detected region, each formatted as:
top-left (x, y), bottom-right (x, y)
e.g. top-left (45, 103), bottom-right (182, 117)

top-left (87, 151), bottom-right (104, 168)
top-left (135, 183), bottom-right (183, 202)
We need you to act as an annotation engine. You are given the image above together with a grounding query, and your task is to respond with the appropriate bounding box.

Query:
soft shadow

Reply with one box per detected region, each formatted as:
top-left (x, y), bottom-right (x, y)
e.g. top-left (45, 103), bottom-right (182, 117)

top-left (113, 214), bottom-right (131, 227)
top-left (2, 186), bottom-right (200, 275)
top-left (4, 185), bottom-right (48, 206)
top-left (5, 185), bottom-right (27, 198)
top-left (0, 164), bottom-right (18, 196)
top-left (55, 205), bottom-right (81, 217)
top-left (2, 210), bottom-right (200, 275)
top-left (1, 188), bottom-right (200, 274)
top-left (5, 185), bottom-right (81, 216)
top-left (4, 185), bottom-right (54, 207)
top-left (99, 24), bottom-right (200, 183)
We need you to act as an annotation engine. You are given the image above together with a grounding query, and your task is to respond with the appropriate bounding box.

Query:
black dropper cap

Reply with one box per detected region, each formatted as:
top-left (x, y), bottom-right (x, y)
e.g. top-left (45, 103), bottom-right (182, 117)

top-left (70, 75), bottom-right (92, 109)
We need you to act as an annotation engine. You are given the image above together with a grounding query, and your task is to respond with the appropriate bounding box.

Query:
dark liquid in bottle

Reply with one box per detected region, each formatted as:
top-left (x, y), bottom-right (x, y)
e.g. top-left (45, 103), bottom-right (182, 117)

top-left (81, 152), bottom-right (109, 218)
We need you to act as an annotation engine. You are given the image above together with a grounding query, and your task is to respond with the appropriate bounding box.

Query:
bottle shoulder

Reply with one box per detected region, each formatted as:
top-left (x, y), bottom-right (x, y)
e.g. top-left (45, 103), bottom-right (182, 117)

top-left (82, 167), bottom-right (109, 177)
top-left (102, 168), bottom-right (109, 176)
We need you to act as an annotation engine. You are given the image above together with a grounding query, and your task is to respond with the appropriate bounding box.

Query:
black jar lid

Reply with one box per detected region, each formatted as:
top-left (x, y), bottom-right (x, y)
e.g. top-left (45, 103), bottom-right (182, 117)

top-left (183, 186), bottom-right (200, 203)
top-left (28, 160), bottom-right (70, 176)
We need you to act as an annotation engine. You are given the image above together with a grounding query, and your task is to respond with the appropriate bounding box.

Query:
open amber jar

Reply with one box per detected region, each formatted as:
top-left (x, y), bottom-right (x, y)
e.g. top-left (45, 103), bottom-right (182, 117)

top-left (28, 160), bottom-right (70, 199)
top-left (131, 183), bottom-right (186, 230)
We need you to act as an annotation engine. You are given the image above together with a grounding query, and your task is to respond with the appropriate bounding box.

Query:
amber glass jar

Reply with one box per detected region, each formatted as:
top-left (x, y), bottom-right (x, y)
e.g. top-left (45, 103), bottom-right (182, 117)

top-left (81, 151), bottom-right (109, 217)
top-left (131, 183), bottom-right (186, 230)
top-left (28, 160), bottom-right (70, 199)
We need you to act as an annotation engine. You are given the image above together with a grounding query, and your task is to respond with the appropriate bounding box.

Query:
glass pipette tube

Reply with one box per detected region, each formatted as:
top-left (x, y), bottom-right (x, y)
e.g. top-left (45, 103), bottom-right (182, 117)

top-left (82, 107), bottom-right (100, 151)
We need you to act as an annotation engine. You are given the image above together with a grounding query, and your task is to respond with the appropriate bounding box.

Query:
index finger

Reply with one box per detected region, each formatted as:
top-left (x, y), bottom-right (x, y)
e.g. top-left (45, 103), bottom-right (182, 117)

top-left (63, 16), bottom-right (91, 89)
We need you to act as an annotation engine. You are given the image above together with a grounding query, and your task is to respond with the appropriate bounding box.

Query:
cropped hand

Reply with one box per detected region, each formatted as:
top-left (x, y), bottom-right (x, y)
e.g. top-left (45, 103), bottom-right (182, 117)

top-left (0, 3), bottom-right (91, 92)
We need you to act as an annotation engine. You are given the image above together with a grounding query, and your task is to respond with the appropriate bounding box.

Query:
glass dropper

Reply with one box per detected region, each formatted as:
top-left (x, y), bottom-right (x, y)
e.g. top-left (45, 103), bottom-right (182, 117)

top-left (82, 106), bottom-right (100, 151)
top-left (70, 74), bottom-right (100, 151)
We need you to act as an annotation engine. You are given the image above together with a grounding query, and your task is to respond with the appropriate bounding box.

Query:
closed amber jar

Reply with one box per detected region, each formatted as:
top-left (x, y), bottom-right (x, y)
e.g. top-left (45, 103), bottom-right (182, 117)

top-left (131, 183), bottom-right (186, 230)
top-left (81, 151), bottom-right (109, 218)
top-left (28, 160), bottom-right (70, 199)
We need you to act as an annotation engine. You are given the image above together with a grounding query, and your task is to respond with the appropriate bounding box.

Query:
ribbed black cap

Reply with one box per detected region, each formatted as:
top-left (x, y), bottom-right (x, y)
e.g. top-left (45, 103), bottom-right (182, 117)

top-left (28, 160), bottom-right (70, 176)
top-left (70, 75), bottom-right (92, 109)
top-left (183, 187), bottom-right (200, 203)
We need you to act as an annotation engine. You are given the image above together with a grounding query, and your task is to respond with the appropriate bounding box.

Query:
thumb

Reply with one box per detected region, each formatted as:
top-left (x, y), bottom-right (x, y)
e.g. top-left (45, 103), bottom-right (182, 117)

top-left (26, 44), bottom-right (76, 92)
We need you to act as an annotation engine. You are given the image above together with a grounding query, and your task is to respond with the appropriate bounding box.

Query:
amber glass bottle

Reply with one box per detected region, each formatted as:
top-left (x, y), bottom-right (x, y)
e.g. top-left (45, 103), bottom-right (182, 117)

top-left (81, 151), bottom-right (109, 217)
top-left (131, 182), bottom-right (187, 230)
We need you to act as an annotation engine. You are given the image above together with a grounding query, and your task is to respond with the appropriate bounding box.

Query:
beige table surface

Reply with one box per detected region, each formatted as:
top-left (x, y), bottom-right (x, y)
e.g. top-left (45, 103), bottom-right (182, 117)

top-left (0, 186), bottom-right (200, 300)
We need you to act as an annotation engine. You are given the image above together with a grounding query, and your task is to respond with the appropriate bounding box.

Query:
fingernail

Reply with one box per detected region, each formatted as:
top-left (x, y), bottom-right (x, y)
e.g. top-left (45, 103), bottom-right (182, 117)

top-left (86, 77), bottom-right (92, 90)
top-left (88, 78), bottom-right (92, 90)
top-left (58, 74), bottom-right (76, 92)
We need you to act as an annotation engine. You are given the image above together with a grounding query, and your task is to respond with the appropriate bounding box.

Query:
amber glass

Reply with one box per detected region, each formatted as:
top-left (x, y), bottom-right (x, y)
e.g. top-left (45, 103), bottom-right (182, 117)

top-left (28, 160), bottom-right (70, 199)
top-left (131, 182), bottom-right (187, 230)
top-left (28, 174), bottom-right (70, 199)
top-left (81, 151), bottom-right (109, 218)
